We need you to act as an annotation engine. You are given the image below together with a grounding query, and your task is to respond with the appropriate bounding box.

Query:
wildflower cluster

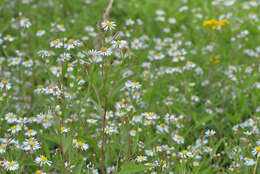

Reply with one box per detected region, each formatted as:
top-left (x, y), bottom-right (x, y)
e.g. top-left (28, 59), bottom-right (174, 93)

top-left (0, 0), bottom-right (260, 173)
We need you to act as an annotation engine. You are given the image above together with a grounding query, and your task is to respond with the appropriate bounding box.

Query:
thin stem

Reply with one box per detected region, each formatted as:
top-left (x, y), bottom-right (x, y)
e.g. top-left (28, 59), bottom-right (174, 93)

top-left (253, 155), bottom-right (259, 174)
top-left (100, 59), bottom-right (108, 174)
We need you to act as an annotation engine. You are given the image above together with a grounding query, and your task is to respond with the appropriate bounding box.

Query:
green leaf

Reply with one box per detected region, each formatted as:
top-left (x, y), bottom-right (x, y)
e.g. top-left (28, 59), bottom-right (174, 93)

top-left (118, 162), bottom-right (151, 174)
top-left (195, 114), bottom-right (216, 129)
top-left (63, 135), bottom-right (73, 153)
top-left (74, 161), bottom-right (84, 174)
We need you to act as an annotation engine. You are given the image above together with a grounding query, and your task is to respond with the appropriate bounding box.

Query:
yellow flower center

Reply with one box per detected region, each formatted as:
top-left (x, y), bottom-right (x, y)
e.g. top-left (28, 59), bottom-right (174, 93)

top-left (256, 147), bottom-right (260, 153)
top-left (78, 141), bottom-right (83, 147)
top-left (68, 39), bottom-right (74, 44)
top-left (11, 126), bottom-right (16, 130)
top-left (36, 170), bottom-right (43, 174)
top-left (106, 21), bottom-right (112, 26)
top-left (0, 144), bottom-right (5, 149)
top-left (9, 114), bottom-right (14, 118)
top-left (183, 150), bottom-right (188, 155)
top-left (8, 162), bottom-right (14, 166)
top-left (3, 80), bottom-right (8, 85)
top-left (101, 47), bottom-right (107, 52)
top-left (6, 34), bottom-right (12, 38)
top-left (28, 129), bottom-right (33, 133)
top-left (41, 156), bottom-right (47, 162)
top-left (54, 40), bottom-right (59, 45)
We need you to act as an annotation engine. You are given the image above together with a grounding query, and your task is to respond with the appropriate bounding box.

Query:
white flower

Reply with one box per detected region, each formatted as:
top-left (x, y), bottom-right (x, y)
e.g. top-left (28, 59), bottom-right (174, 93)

top-left (20, 17), bottom-right (31, 28)
top-left (22, 60), bottom-right (33, 67)
top-left (57, 24), bottom-right (66, 32)
top-left (35, 155), bottom-right (52, 166)
top-left (172, 134), bottom-right (184, 144)
top-left (100, 47), bottom-right (113, 56)
top-left (224, 0), bottom-right (236, 6)
top-left (22, 138), bottom-right (41, 151)
top-left (60, 126), bottom-right (70, 133)
top-left (64, 39), bottom-right (82, 50)
top-left (0, 144), bottom-right (7, 153)
top-left (8, 124), bottom-right (22, 134)
top-left (4, 34), bottom-right (15, 41)
top-left (101, 20), bottom-right (116, 31)
top-left (87, 118), bottom-right (98, 124)
top-left (156, 123), bottom-right (169, 133)
top-left (244, 157), bottom-right (256, 166)
top-left (145, 149), bottom-right (155, 157)
top-left (129, 130), bottom-right (136, 136)
top-left (36, 29), bottom-right (46, 37)
top-left (132, 115), bottom-right (142, 123)
top-left (142, 112), bottom-right (158, 120)
top-left (136, 155), bottom-right (147, 162)
top-left (125, 18), bottom-right (135, 26)
top-left (73, 140), bottom-right (89, 150)
top-left (205, 129), bottom-right (216, 137)
top-left (5, 112), bottom-right (17, 123)
top-left (4, 161), bottom-right (19, 171)
top-left (50, 66), bottom-right (62, 77)
top-left (112, 40), bottom-right (128, 49)
top-left (252, 146), bottom-right (260, 156)
top-left (178, 150), bottom-right (193, 158)
top-left (0, 79), bottom-right (11, 90)
top-left (25, 129), bottom-right (37, 136)
top-left (50, 39), bottom-right (63, 48)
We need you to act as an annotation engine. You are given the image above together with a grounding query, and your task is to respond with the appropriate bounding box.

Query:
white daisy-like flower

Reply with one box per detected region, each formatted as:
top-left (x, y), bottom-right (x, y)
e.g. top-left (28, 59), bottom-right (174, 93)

top-left (57, 24), bottom-right (66, 32)
top-left (22, 137), bottom-right (41, 151)
top-left (101, 20), bottom-right (116, 31)
top-left (87, 118), bottom-right (98, 124)
top-left (132, 115), bottom-right (142, 123)
top-left (4, 34), bottom-right (15, 41)
top-left (142, 112), bottom-right (158, 120)
top-left (252, 146), bottom-right (260, 156)
top-left (50, 39), bottom-right (63, 48)
top-left (60, 126), bottom-right (70, 133)
top-left (20, 17), bottom-right (31, 28)
top-left (64, 39), bottom-right (82, 50)
top-left (136, 155), bottom-right (147, 162)
top-left (0, 79), bottom-right (11, 90)
top-left (4, 160), bottom-right (19, 171)
top-left (22, 60), bottom-right (33, 67)
top-left (112, 40), bottom-right (128, 49)
top-left (8, 124), bottom-right (22, 134)
top-left (36, 29), bottom-right (46, 37)
top-left (35, 155), bottom-right (52, 166)
top-left (172, 134), bottom-right (184, 144)
top-left (205, 129), bottom-right (216, 137)
top-left (0, 144), bottom-right (7, 153)
top-left (5, 112), bottom-right (17, 123)
top-left (25, 129), bottom-right (37, 136)
top-left (129, 130), bottom-right (136, 136)
top-left (156, 123), bottom-right (169, 133)
top-left (178, 150), bottom-right (193, 158)
top-left (73, 139), bottom-right (89, 151)
top-left (145, 149), bottom-right (155, 157)
top-left (100, 47), bottom-right (113, 56)
top-left (244, 157), bottom-right (256, 166)
top-left (50, 66), bottom-right (62, 77)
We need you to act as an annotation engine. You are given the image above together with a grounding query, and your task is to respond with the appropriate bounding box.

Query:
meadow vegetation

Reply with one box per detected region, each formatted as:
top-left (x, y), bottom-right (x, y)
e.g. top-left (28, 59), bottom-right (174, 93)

top-left (0, 0), bottom-right (260, 173)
